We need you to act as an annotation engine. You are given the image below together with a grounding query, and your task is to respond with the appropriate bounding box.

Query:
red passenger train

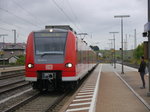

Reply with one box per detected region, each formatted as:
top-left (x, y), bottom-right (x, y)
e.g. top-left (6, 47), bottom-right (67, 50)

top-left (25, 25), bottom-right (97, 91)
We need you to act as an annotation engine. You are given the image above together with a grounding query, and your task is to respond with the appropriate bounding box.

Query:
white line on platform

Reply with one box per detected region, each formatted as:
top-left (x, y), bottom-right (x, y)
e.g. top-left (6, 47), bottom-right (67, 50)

top-left (83, 84), bottom-right (95, 87)
top-left (114, 71), bottom-right (150, 110)
top-left (77, 92), bottom-right (93, 95)
top-left (0, 88), bottom-right (32, 104)
top-left (73, 98), bottom-right (92, 102)
top-left (66, 107), bottom-right (90, 112)
top-left (76, 95), bottom-right (93, 98)
top-left (80, 88), bottom-right (94, 92)
top-left (81, 87), bottom-right (95, 89)
top-left (89, 64), bottom-right (102, 112)
top-left (70, 102), bottom-right (91, 106)
top-left (79, 90), bottom-right (94, 92)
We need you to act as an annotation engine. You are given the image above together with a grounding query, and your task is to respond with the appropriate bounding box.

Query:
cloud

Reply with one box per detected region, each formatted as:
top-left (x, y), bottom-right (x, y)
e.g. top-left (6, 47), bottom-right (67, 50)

top-left (0, 0), bottom-right (148, 49)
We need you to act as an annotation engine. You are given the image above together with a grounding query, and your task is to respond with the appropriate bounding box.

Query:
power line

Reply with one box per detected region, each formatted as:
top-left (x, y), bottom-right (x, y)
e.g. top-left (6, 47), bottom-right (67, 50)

top-left (0, 19), bottom-right (22, 29)
top-left (51, 0), bottom-right (82, 32)
top-left (0, 27), bottom-right (11, 32)
top-left (66, 0), bottom-right (78, 23)
top-left (0, 18), bottom-right (36, 36)
top-left (12, 0), bottom-right (45, 25)
top-left (0, 7), bottom-right (42, 29)
top-left (66, 0), bottom-right (83, 31)
top-left (0, 27), bottom-right (26, 38)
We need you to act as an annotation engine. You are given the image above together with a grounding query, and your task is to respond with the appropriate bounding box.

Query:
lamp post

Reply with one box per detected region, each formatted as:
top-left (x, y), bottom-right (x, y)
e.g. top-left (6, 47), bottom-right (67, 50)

top-left (109, 39), bottom-right (113, 66)
top-left (114, 15), bottom-right (130, 74)
top-left (109, 32), bottom-right (119, 68)
top-left (107, 43), bottom-right (112, 64)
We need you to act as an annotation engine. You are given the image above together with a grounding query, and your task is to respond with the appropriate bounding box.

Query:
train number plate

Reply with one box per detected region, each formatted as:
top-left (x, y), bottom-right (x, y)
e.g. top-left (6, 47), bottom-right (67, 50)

top-left (45, 65), bottom-right (53, 70)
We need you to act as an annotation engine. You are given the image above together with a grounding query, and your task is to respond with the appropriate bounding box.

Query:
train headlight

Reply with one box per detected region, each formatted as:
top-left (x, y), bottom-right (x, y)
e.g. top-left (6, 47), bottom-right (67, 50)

top-left (65, 63), bottom-right (73, 68)
top-left (28, 63), bottom-right (34, 68)
top-left (49, 29), bottom-right (53, 32)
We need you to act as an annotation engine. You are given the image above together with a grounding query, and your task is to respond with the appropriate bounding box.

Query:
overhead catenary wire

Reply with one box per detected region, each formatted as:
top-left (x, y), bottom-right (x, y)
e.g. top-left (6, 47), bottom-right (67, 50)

top-left (51, 0), bottom-right (82, 33)
top-left (66, 0), bottom-right (81, 26)
top-left (12, 0), bottom-right (45, 25)
top-left (0, 19), bottom-right (22, 30)
top-left (0, 27), bottom-right (11, 32)
top-left (0, 26), bottom-right (27, 38)
top-left (0, 7), bottom-right (42, 29)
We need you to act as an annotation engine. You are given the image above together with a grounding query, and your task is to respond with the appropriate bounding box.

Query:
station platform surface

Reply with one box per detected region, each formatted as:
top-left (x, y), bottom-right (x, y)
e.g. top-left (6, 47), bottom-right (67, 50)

top-left (60, 64), bottom-right (150, 112)
top-left (96, 64), bottom-right (150, 112)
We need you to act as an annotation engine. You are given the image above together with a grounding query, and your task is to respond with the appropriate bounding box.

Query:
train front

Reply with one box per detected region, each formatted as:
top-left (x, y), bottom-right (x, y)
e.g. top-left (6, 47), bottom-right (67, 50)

top-left (25, 28), bottom-right (76, 91)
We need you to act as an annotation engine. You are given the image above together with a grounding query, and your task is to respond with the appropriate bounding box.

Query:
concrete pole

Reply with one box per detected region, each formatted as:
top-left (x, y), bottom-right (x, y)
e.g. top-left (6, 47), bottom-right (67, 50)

top-left (147, 0), bottom-right (150, 96)
top-left (109, 32), bottom-right (119, 68)
top-left (134, 29), bottom-right (137, 49)
top-left (121, 18), bottom-right (124, 74)
top-left (12, 29), bottom-right (16, 44)
top-left (114, 15), bottom-right (130, 74)
top-left (113, 34), bottom-right (116, 68)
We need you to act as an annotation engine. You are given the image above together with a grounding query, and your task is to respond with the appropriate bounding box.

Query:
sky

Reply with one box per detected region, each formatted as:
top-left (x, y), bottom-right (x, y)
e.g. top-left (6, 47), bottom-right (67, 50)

top-left (0, 0), bottom-right (148, 50)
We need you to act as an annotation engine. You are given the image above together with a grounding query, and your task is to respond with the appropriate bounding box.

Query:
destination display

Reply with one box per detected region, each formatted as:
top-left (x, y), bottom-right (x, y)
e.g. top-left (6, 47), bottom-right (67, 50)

top-left (34, 32), bottom-right (67, 38)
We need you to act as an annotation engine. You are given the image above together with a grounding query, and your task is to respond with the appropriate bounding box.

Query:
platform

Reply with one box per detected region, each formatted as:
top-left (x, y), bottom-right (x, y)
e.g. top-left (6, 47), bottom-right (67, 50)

top-left (96, 64), bottom-right (150, 112)
top-left (60, 64), bottom-right (150, 112)
top-left (0, 66), bottom-right (24, 73)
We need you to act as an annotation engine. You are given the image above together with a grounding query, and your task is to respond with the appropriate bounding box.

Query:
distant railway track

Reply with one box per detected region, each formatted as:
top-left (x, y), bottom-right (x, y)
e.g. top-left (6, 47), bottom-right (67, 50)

top-left (123, 62), bottom-right (139, 69)
top-left (0, 70), bottom-right (25, 80)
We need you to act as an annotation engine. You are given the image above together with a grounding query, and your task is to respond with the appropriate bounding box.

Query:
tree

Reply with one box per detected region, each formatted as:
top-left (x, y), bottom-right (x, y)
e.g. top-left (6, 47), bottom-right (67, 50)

top-left (16, 55), bottom-right (25, 65)
top-left (90, 45), bottom-right (100, 51)
top-left (133, 43), bottom-right (144, 60)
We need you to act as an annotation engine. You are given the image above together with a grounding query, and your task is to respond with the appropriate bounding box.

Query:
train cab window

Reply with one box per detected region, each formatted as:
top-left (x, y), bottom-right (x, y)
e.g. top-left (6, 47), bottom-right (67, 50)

top-left (34, 32), bottom-right (67, 64)
top-left (34, 32), bottom-right (67, 55)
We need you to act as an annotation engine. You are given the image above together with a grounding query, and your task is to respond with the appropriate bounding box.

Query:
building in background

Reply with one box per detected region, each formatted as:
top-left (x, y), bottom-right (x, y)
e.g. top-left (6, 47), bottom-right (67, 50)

top-left (0, 43), bottom-right (26, 64)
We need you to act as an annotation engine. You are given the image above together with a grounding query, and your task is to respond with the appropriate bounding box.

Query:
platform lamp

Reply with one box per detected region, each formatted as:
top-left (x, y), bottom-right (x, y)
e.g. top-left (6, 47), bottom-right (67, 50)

top-left (114, 15), bottom-right (130, 74)
top-left (109, 32), bottom-right (119, 69)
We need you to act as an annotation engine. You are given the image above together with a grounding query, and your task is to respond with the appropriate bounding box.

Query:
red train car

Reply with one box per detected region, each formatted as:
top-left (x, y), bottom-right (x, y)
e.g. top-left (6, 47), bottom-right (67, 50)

top-left (25, 25), bottom-right (97, 91)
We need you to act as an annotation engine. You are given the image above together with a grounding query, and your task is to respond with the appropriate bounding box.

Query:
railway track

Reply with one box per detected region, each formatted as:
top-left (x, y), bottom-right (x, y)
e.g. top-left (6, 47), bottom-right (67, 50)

top-left (2, 91), bottom-right (69, 112)
top-left (0, 80), bottom-right (30, 95)
top-left (0, 70), bottom-right (93, 112)
top-left (0, 65), bottom-right (97, 112)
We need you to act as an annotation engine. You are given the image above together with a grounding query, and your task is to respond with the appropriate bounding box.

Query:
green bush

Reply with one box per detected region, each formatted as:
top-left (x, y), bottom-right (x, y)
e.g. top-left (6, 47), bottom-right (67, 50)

top-left (16, 55), bottom-right (25, 65)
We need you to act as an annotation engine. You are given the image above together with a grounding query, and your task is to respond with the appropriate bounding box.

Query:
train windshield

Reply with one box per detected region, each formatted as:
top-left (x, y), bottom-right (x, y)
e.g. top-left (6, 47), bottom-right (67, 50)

top-left (34, 32), bottom-right (67, 64)
top-left (34, 32), bottom-right (67, 55)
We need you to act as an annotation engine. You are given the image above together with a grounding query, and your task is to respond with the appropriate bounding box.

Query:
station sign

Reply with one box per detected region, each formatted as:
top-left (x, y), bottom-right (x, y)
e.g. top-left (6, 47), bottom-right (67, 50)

top-left (143, 22), bottom-right (150, 37)
top-left (144, 22), bottom-right (150, 32)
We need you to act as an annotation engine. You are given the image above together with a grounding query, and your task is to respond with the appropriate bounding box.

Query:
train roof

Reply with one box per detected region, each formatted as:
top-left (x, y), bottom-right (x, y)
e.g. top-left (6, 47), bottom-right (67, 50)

top-left (45, 25), bottom-right (73, 31)
top-left (45, 25), bottom-right (77, 34)
top-left (34, 28), bottom-right (69, 33)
